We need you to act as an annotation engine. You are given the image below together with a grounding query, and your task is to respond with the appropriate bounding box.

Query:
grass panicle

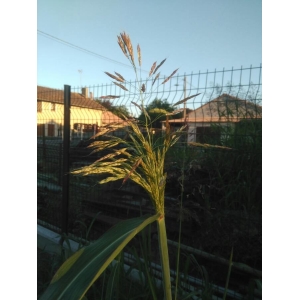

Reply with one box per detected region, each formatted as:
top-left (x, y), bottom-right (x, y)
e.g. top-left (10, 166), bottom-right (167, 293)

top-left (162, 68), bottom-right (179, 84)
top-left (114, 71), bottom-right (125, 81)
top-left (104, 71), bottom-right (125, 83)
top-left (99, 95), bottom-right (121, 100)
top-left (172, 93), bottom-right (202, 107)
top-left (154, 58), bottom-right (166, 74)
top-left (120, 31), bottom-right (135, 66)
top-left (63, 31), bottom-right (201, 300)
top-left (113, 81), bottom-right (129, 91)
top-left (149, 61), bottom-right (157, 76)
top-left (131, 101), bottom-right (143, 111)
top-left (117, 35), bottom-right (128, 59)
top-left (152, 72), bottom-right (160, 86)
top-left (137, 44), bottom-right (142, 67)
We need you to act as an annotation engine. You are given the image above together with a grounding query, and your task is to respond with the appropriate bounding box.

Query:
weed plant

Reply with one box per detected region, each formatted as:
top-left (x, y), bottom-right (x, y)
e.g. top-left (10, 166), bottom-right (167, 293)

top-left (39, 32), bottom-right (260, 300)
top-left (40, 32), bottom-right (201, 300)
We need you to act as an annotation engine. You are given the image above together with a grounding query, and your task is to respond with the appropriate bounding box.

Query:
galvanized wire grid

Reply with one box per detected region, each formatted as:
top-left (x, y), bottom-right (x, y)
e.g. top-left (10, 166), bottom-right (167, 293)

top-left (37, 66), bottom-right (262, 299)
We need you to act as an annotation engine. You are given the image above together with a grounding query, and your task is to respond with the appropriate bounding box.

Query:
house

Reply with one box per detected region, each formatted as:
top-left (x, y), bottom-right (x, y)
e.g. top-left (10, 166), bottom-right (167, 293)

top-left (37, 86), bottom-right (125, 139)
top-left (162, 93), bottom-right (262, 144)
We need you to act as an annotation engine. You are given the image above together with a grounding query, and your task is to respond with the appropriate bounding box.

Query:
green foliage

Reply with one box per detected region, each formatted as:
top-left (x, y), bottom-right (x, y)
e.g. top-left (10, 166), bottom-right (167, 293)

top-left (146, 98), bottom-right (174, 112)
top-left (227, 119), bottom-right (262, 151)
top-left (194, 118), bottom-right (262, 211)
top-left (38, 248), bottom-right (64, 298)
top-left (40, 214), bottom-right (159, 300)
top-left (137, 98), bottom-right (193, 129)
top-left (138, 98), bottom-right (175, 128)
top-left (95, 99), bottom-right (131, 120)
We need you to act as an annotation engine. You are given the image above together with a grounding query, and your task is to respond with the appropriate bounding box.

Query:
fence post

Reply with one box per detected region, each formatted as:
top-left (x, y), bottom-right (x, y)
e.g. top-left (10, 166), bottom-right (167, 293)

top-left (42, 124), bottom-right (46, 161)
top-left (61, 85), bottom-right (71, 239)
top-left (58, 142), bottom-right (62, 186)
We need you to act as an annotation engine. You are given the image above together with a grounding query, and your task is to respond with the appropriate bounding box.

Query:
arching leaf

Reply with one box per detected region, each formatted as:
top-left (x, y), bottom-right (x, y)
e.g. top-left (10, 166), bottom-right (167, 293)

top-left (40, 214), bottom-right (159, 300)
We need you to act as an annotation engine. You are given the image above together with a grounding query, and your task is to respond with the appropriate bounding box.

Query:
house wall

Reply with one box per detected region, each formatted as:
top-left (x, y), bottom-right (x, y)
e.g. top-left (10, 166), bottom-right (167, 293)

top-left (187, 122), bottom-right (234, 143)
top-left (37, 101), bottom-right (103, 137)
top-left (187, 123), bottom-right (208, 143)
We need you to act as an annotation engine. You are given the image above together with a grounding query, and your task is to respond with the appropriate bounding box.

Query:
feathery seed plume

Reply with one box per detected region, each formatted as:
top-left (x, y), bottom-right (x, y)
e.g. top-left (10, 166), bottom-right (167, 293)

top-left (161, 68), bottom-right (179, 85)
top-left (113, 82), bottom-right (128, 91)
top-left (121, 32), bottom-right (134, 66)
top-left (152, 72), bottom-right (160, 86)
top-left (137, 44), bottom-right (142, 67)
top-left (105, 72), bottom-right (124, 83)
top-left (149, 62), bottom-right (157, 77)
top-left (117, 35), bottom-right (128, 58)
top-left (114, 72), bottom-right (125, 81)
top-left (131, 101), bottom-right (143, 111)
top-left (99, 95), bottom-right (121, 99)
top-left (172, 93), bottom-right (202, 107)
top-left (153, 58), bottom-right (166, 74)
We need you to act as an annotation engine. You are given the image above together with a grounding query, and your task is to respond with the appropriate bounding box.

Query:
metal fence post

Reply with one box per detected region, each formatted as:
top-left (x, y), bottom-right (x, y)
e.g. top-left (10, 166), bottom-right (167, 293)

top-left (42, 124), bottom-right (46, 161)
top-left (62, 85), bottom-right (71, 238)
top-left (58, 142), bottom-right (62, 186)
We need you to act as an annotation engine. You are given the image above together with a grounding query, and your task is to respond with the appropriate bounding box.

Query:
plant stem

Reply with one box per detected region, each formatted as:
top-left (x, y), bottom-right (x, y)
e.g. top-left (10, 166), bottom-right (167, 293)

top-left (223, 247), bottom-right (233, 300)
top-left (157, 215), bottom-right (172, 300)
top-left (175, 145), bottom-right (186, 300)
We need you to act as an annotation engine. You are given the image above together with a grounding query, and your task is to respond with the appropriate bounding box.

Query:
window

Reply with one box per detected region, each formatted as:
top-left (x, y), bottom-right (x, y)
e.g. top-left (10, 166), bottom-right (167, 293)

top-left (37, 101), bottom-right (42, 112)
top-left (196, 126), bottom-right (221, 144)
top-left (51, 103), bottom-right (56, 111)
top-left (73, 123), bottom-right (98, 132)
top-left (37, 124), bottom-right (44, 136)
top-left (48, 124), bottom-right (55, 136)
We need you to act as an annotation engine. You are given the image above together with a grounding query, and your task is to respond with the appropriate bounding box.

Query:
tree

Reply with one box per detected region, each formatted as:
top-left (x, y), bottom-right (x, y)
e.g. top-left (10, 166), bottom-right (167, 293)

top-left (96, 99), bottom-right (131, 119)
top-left (96, 99), bottom-right (113, 109)
top-left (111, 104), bottom-right (131, 119)
top-left (177, 107), bottom-right (193, 119)
top-left (138, 98), bottom-right (174, 128)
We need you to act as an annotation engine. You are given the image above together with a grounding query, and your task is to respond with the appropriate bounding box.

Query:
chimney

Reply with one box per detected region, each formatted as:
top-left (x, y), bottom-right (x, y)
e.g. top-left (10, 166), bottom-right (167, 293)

top-left (90, 92), bottom-right (93, 100)
top-left (82, 87), bottom-right (88, 98)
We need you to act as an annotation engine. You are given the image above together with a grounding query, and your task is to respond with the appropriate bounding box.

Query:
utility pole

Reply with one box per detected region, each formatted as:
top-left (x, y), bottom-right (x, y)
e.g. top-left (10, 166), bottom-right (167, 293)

top-left (61, 85), bottom-right (71, 240)
top-left (174, 76), bottom-right (187, 119)
top-left (183, 75), bottom-right (186, 119)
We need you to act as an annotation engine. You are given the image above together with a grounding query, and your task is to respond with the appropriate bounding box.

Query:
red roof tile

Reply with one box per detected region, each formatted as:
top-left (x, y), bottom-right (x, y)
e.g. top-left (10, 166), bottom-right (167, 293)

top-left (37, 86), bottom-right (105, 110)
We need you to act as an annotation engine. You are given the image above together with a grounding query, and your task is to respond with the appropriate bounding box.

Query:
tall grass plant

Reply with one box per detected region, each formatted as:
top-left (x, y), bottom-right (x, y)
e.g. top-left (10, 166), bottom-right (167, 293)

top-left (40, 32), bottom-right (200, 300)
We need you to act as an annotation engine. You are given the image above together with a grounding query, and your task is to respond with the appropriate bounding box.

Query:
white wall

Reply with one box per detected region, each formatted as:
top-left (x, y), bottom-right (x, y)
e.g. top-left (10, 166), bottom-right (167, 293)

top-left (37, 101), bottom-right (103, 137)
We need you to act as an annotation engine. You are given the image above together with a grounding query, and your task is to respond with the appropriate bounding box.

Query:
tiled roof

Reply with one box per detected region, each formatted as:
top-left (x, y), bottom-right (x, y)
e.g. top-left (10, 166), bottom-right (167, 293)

top-left (37, 86), bottom-right (105, 110)
top-left (102, 110), bottom-right (124, 124)
top-left (194, 93), bottom-right (262, 118)
top-left (164, 117), bottom-right (248, 124)
top-left (163, 93), bottom-right (262, 124)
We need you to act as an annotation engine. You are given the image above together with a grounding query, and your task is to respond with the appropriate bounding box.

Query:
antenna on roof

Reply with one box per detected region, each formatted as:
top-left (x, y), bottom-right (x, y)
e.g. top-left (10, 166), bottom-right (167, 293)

top-left (78, 69), bottom-right (83, 86)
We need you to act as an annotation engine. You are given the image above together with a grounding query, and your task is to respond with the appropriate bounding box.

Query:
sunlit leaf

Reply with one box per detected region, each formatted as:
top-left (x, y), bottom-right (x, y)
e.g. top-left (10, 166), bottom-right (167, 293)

top-left (40, 214), bottom-right (159, 300)
top-left (188, 142), bottom-right (232, 150)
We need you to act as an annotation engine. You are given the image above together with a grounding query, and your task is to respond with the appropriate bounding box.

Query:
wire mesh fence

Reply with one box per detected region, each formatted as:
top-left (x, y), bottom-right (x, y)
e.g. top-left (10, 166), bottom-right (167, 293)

top-left (37, 65), bottom-right (262, 299)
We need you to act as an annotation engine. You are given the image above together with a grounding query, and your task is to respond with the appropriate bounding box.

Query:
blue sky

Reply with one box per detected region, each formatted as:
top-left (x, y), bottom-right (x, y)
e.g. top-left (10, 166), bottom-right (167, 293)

top-left (37, 0), bottom-right (262, 89)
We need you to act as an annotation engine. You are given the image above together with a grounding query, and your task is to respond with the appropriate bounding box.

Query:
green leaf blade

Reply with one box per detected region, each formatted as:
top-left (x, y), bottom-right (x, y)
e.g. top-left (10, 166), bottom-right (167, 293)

top-left (40, 214), bottom-right (159, 300)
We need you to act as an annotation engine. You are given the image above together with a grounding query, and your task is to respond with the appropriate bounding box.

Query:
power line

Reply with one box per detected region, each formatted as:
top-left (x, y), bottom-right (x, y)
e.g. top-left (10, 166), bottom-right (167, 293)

top-left (37, 30), bottom-right (148, 73)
